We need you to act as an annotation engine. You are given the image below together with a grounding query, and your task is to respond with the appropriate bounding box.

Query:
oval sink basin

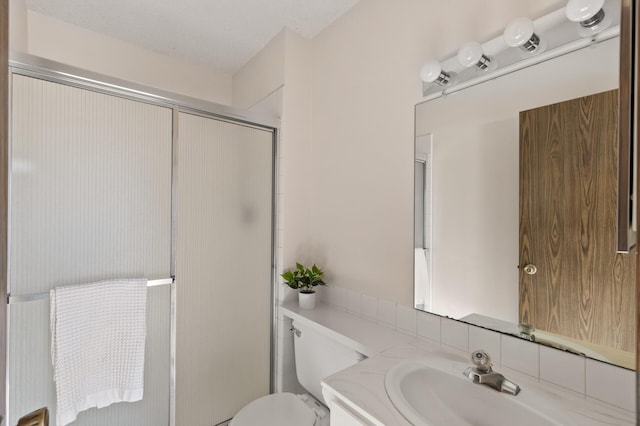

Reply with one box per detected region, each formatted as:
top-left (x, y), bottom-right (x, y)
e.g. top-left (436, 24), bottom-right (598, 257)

top-left (385, 359), bottom-right (560, 426)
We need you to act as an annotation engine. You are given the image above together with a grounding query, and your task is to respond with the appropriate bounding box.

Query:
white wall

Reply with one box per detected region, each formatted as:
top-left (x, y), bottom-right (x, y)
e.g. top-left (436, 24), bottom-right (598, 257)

top-left (309, 0), bottom-right (564, 306)
top-left (279, 32), bottom-right (315, 272)
top-left (9, 0), bottom-right (27, 52)
top-left (232, 29), bottom-right (315, 394)
top-left (233, 29), bottom-right (315, 290)
top-left (9, 3), bottom-right (232, 105)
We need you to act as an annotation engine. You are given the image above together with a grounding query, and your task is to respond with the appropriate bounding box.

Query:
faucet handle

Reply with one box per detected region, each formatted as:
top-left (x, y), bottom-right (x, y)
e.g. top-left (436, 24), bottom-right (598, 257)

top-left (470, 349), bottom-right (492, 372)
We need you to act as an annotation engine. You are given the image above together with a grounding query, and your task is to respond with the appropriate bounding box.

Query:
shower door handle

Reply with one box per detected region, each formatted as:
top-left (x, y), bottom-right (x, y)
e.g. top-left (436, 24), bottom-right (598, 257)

top-left (17, 407), bottom-right (49, 426)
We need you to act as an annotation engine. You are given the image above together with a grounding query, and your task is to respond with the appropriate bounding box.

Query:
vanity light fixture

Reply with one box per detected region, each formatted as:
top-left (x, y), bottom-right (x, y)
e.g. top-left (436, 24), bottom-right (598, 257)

top-left (503, 17), bottom-right (543, 54)
top-left (420, 60), bottom-right (451, 86)
top-left (457, 42), bottom-right (492, 70)
top-left (565, 0), bottom-right (611, 37)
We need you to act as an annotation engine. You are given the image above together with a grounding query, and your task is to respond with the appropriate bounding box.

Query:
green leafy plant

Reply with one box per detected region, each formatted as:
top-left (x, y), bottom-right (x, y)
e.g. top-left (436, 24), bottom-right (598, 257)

top-left (281, 262), bottom-right (326, 293)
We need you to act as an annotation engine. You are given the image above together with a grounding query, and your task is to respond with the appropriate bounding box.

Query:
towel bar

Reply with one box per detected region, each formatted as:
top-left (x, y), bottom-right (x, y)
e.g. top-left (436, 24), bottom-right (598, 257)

top-left (6, 277), bottom-right (174, 304)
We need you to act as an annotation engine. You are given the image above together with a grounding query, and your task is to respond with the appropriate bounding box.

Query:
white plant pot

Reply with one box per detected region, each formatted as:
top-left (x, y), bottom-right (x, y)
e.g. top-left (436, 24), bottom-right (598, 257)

top-left (298, 290), bottom-right (316, 309)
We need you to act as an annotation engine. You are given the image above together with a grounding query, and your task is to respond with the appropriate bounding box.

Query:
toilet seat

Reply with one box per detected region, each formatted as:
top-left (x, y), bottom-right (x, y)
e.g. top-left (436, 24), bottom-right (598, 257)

top-left (230, 392), bottom-right (318, 426)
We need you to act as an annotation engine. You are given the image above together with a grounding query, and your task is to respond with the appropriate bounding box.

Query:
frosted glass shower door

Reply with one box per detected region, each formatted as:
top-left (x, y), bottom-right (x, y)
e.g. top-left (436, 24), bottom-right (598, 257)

top-left (176, 112), bottom-right (274, 425)
top-left (9, 74), bottom-right (173, 425)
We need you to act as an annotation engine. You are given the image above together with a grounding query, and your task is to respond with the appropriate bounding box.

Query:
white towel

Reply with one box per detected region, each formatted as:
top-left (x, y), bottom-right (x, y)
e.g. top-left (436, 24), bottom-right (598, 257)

top-left (50, 278), bottom-right (147, 426)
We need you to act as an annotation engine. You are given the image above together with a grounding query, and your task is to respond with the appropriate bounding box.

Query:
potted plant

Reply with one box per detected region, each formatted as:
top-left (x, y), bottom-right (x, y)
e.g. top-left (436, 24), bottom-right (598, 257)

top-left (281, 262), bottom-right (326, 309)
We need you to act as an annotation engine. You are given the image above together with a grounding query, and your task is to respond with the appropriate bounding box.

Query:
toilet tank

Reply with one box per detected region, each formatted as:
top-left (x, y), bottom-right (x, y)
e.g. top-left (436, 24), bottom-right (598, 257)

top-left (292, 320), bottom-right (365, 404)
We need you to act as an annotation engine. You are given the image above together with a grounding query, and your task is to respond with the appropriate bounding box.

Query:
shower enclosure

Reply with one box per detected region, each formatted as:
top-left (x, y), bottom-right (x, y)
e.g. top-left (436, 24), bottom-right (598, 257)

top-left (7, 56), bottom-right (276, 426)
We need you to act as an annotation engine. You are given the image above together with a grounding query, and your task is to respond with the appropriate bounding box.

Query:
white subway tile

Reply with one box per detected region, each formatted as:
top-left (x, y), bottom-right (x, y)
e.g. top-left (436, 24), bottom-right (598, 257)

top-left (441, 318), bottom-right (469, 353)
top-left (323, 285), bottom-right (335, 306)
top-left (378, 299), bottom-right (397, 327)
top-left (501, 335), bottom-right (539, 378)
top-left (317, 285), bottom-right (331, 305)
top-left (417, 311), bottom-right (441, 343)
top-left (539, 346), bottom-right (585, 394)
top-left (362, 294), bottom-right (378, 321)
top-left (396, 305), bottom-right (417, 335)
top-left (468, 326), bottom-right (501, 365)
top-left (347, 290), bottom-right (363, 316)
top-left (586, 359), bottom-right (635, 412)
top-left (333, 286), bottom-right (347, 310)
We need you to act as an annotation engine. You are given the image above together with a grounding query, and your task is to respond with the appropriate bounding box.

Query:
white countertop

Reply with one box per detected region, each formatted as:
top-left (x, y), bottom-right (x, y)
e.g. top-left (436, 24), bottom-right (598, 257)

top-left (281, 302), bottom-right (636, 426)
top-left (323, 341), bottom-right (636, 425)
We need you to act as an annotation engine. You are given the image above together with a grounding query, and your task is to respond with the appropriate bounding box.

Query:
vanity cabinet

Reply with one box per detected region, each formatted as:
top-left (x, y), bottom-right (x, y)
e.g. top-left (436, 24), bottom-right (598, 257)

top-left (322, 382), bottom-right (385, 426)
top-left (322, 384), bottom-right (380, 426)
top-left (328, 400), bottom-right (373, 426)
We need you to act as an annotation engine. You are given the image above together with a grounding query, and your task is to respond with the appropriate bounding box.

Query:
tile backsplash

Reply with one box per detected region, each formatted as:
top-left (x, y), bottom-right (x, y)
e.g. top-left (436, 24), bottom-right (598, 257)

top-left (501, 334), bottom-right (540, 378)
top-left (305, 285), bottom-right (637, 413)
top-left (441, 318), bottom-right (469, 354)
top-left (469, 326), bottom-right (501, 364)
top-left (540, 345), bottom-right (585, 394)
top-left (586, 358), bottom-right (636, 412)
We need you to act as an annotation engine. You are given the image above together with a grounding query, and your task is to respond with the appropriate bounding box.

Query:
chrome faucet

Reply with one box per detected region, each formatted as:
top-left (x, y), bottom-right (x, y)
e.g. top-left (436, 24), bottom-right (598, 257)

top-left (463, 350), bottom-right (521, 395)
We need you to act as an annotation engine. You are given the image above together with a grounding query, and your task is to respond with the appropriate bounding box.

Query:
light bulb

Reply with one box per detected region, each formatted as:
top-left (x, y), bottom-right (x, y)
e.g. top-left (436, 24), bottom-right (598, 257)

top-left (420, 60), bottom-right (451, 86)
top-left (565, 0), bottom-right (610, 37)
top-left (566, 0), bottom-right (604, 21)
top-left (504, 18), bottom-right (542, 54)
top-left (457, 42), bottom-right (491, 69)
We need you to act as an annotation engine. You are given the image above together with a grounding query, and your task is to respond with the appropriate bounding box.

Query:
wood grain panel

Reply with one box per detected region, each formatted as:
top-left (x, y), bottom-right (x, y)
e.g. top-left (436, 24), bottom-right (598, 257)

top-left (520, 90), bottom-right (636, 353)
top-left (1, 0), bottom-right (8, 421)
top-left (628, 3), bottom-right (640, 410)
top-left (619, 0), bottom-right (634, 252)
top-left (633, 0), bottom-right (640, 384)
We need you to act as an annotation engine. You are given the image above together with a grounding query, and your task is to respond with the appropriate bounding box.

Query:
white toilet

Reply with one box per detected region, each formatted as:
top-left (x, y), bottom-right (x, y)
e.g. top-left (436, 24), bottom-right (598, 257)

top-left (230, 320), bottom-right (365, 426)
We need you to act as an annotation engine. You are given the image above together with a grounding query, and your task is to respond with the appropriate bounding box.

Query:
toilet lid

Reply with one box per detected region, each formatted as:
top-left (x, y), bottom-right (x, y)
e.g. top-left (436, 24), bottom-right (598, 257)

top-left (231, 393), bottom-right (316, 426)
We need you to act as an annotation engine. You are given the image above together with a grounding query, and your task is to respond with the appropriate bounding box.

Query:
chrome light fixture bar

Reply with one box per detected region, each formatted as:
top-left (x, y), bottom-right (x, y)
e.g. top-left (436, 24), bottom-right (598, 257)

top-left (420, 0), bottom-right (620, 98)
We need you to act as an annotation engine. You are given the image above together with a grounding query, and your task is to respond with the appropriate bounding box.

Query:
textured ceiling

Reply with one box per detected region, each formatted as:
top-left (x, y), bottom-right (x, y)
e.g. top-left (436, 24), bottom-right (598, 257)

top-left (25, 0), bottom-right (360, 74)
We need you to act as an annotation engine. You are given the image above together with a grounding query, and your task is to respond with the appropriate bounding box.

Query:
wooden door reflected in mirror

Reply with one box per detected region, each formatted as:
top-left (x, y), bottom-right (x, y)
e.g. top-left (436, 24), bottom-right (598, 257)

top-left (519, 90), bottom-right (636, 368)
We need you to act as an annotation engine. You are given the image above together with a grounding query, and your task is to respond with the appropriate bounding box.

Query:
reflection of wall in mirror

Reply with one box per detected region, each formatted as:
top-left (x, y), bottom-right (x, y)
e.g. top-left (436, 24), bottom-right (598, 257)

top-left (415, 37), bottom-right (619, 323)
top-left (414, 134), bottom-right (432, 310)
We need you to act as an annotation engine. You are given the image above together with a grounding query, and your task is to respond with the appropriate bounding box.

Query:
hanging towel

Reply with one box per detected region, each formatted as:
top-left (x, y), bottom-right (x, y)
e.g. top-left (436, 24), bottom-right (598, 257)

top-left (50, 278), bottom-right (147, 426)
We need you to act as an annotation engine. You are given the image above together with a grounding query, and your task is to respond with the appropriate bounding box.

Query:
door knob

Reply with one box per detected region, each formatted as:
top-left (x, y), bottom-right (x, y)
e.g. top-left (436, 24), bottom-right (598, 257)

top-left (523, 264), bottom-right (537, 275)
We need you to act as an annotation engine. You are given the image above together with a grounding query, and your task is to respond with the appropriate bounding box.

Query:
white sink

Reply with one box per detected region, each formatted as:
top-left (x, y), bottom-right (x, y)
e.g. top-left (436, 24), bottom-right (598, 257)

top-left (384, 358), bottom-right (560, 426)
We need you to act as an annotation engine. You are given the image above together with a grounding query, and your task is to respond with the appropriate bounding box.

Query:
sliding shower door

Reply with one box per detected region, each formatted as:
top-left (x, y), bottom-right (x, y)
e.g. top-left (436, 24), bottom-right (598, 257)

top-left (8, 69), bottom-right (275, 426)
top-left (175, 112), bottom-right (274, 425)
top-left (9, 74), bottom-right (173, 425)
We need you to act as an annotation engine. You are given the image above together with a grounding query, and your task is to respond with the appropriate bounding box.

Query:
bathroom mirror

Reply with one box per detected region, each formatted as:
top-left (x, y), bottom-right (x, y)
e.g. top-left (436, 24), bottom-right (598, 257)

top-left (414, 26), bottom-right (636, 369)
